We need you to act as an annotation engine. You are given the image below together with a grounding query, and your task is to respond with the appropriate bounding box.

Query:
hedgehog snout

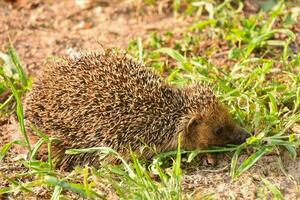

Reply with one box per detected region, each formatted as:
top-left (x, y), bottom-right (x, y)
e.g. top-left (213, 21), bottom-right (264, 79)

top-left (232, 128), bottom-right (250, 144)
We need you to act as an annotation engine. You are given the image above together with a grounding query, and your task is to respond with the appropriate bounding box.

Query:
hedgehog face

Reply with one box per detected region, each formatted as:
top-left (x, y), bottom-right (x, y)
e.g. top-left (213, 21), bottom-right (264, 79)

top-left (184, 104), bottom-right (250, 149)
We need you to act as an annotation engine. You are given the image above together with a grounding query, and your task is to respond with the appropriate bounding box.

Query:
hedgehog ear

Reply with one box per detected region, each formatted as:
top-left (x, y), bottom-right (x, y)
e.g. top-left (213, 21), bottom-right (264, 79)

top-left (186, 117), bottom-right (201, 137)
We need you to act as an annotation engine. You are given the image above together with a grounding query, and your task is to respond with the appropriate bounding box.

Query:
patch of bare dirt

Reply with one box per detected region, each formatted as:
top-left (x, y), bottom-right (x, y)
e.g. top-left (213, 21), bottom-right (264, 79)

top-left (183, 154), bottom-right (300, 199)
top-left (0, 0), bottom-right (188, 76)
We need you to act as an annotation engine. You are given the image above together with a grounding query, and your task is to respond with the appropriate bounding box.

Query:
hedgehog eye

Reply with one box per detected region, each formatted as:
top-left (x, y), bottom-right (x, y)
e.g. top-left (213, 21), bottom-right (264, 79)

top-left (213, 126), bottom-right (223, 135)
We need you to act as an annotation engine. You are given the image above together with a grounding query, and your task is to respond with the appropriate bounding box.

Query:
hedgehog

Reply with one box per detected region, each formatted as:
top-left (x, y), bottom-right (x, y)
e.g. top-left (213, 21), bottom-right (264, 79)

top-left (24, 51), bottom-right (249, 169)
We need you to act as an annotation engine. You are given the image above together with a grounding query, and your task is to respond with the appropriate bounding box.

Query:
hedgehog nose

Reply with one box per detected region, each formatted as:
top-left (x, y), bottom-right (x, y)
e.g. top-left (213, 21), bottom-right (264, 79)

top-left (237, 129), bottom-right (251, 143)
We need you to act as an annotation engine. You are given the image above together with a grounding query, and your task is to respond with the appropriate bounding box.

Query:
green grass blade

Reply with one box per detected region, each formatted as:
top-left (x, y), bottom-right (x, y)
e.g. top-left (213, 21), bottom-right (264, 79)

top-left (155, 48), bottom-right (186, 63)
top-left (7, 45), bottom-right (28, 87)
top-left (3, 76), bottom-right (31, 153)
top-left (0, 94), bottom-right (13, 110)
top-left (246, 29), bottom-right (295, 57)
top-left (51, 186), bottom-right (63, 200)
top-left (173, 133), bottom-right (182, 200)
top-left (230, 146), bottom-right (243, 179)
top-left (188, 146), bottom-right (238, 162)
top-left (29, 123), bottom-right (50, 140)
top-left (0, 173), bottom-right (33, 193)
top-left (0, 142), bottom-right (13, 162)
top-left (0, 140), bottom-right (23, 162)
top-left (294, 87), bottom-right (300, 113)
top-left (234, 146), bottom-right (274, 179)
top-left (30, 138), bottom-right (46, 160)
top-left (268, 93), bottom-right (278, 115)
top-left (262, 178), bottom-right (285, 200)
top-left (138, 37), bottom-right (143, 63)
top-left (44, 176), bottom-right (104, 200)
top-left (0, 187), bottom-right (16, 195)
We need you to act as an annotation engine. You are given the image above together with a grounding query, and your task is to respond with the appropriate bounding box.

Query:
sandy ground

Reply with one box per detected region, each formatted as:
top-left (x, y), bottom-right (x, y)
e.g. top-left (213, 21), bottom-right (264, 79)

top-left (0, 0), bottom-right (191, 75)
top-left (0, 0), bottom-right (299, 199)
